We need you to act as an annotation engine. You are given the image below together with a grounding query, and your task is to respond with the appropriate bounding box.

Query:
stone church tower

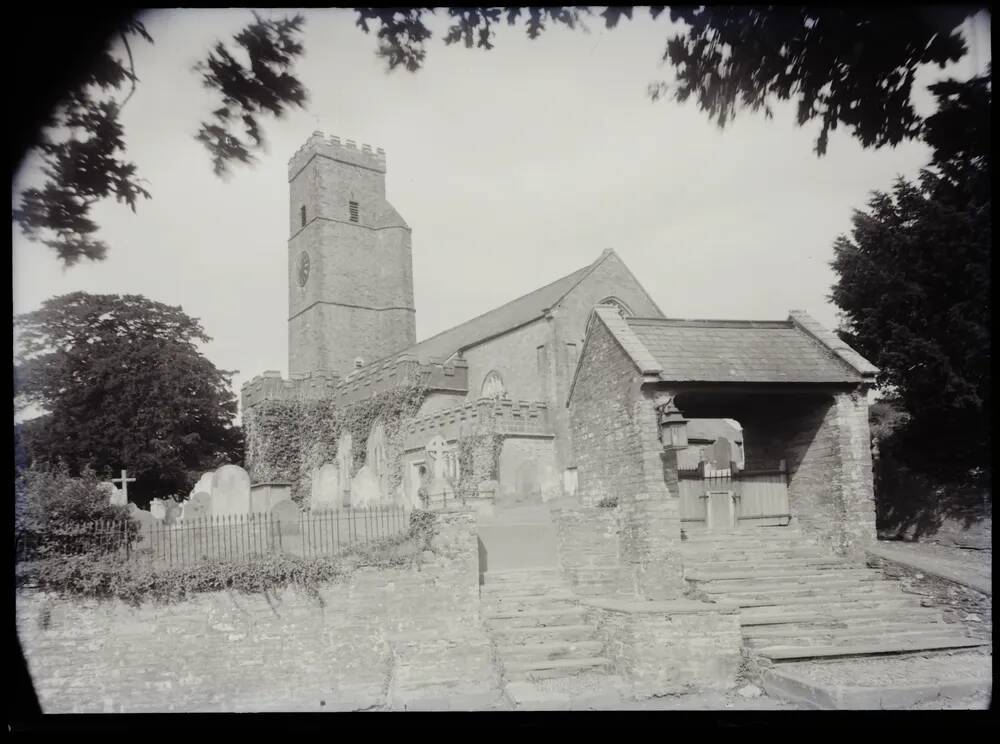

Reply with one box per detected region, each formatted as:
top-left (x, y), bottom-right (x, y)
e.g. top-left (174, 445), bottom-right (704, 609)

top-left (286, 132), bottom-right (415, 377)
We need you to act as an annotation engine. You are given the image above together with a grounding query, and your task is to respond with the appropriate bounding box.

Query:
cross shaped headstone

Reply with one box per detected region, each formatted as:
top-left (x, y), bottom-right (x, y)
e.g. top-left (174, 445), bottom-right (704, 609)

top-left (111, 469), bottom-right (137, 503)
top-left (425, 436), bottom-right (448, 480)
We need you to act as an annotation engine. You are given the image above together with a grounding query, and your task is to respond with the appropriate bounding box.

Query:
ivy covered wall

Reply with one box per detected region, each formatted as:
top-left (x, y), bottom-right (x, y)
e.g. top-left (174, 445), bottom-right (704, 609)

top-left (244, 382), bottom-right (428, 505)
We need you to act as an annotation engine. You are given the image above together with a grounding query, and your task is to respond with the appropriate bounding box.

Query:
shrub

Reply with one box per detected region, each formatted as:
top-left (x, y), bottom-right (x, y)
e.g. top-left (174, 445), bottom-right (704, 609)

top-left (596, 495), bottom-right (619, 508)
top-left (15, 465), bottom-right (136, 559)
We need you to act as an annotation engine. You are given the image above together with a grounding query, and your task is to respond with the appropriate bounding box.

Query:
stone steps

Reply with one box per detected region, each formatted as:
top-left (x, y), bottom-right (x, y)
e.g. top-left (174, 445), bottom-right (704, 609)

top-left (489, 624), bottom-right (597, 645)
top-left (482, 568), bottom-right (616, 686)
top-left (681, 548), bottom-right (844, 568)
top-left (745, 620), bottom-right (953, 640)
top-left (745, 626), bottom-right (969, 649)
top-left (486, 607), bottom-right (589, 627)
top-left (691, 569), bottom-right (881, 590)
top-left (721, 588), bottom-right (909, 607)
top-left (740, 606), bottom-right (946, 627)
top-left (683, 529), bottom-right (983, 664)
top-left (685, 566), bottom-right (877, 582)
top-left (502, 657), bottom-right (614, 681)
top-left (496, 640), bottom-right (606, 661)
top-left (756, 637), bottom-right (988, 662)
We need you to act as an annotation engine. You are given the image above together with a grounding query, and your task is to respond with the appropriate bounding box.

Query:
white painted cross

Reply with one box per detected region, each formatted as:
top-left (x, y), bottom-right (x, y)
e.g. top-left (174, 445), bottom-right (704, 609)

top-left (111, 469), bottom-right (136, 502)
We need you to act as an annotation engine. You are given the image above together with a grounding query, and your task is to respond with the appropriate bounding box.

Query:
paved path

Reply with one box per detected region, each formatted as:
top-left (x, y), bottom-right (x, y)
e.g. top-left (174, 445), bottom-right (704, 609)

top-left (867, 541), bottom-right (991, 595)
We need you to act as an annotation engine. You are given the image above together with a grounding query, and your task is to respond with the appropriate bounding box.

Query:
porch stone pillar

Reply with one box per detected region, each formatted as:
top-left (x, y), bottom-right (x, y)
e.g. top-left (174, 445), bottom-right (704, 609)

top-left (833, 390), bottom-right (877, 559)
top-left (620, 390), bottom-right (684, 600)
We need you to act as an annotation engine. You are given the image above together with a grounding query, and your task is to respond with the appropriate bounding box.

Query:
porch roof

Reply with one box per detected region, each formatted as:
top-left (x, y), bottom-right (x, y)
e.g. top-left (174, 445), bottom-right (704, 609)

top-left (619, 311), bottom-right (876, 384)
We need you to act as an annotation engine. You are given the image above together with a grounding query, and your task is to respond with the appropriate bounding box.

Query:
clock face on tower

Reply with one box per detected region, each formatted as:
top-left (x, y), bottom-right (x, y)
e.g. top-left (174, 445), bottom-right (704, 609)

top-left (297, 251), bottom-right (310, 287)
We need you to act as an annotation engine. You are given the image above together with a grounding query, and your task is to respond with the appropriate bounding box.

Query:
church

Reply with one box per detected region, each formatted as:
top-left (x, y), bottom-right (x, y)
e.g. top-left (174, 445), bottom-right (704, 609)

top-left (241, 132), bottom-right (881, 565)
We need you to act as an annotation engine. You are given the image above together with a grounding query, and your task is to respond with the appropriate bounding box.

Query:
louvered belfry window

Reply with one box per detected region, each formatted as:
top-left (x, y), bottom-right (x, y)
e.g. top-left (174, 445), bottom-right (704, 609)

top-left (349, 201), bottom-right (359, 222)
top-left (300, 205), bottom-right (306, 227)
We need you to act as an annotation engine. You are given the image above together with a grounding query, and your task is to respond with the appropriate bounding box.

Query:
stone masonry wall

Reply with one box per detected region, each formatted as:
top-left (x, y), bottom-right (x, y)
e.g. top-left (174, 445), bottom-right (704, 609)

top-left (550, 505), bottom-right (635, 598)
top-left (569, 322), bottom-right (684, 598)
top-left (584, 599), bottom-right (742, 697)
top-left (16, 511), bottom-right (501, 712)
top-left (831, 391), bottom-right (877, 557)
top-left (569, 318), bottom-right (644, 507)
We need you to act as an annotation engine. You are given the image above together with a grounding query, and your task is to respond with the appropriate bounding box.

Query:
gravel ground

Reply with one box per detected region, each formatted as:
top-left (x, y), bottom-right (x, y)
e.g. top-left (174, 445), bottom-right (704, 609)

top-left (868, 556), bottom-right (992, 642)
top-left (874, 541), bottom-right (991, 586)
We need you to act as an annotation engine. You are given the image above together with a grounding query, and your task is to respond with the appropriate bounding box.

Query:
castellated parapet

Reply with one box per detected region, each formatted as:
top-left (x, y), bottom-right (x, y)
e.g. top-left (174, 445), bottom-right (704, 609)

top-left (403, 397), bottom-right (553, 451)
top-left (288, 131), bottom-right (387, 180)
top-left (241, 354), bottom-right (469, 411)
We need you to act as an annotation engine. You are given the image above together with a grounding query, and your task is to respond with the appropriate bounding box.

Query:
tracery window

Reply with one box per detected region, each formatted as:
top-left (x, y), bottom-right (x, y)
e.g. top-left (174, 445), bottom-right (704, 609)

top-left (481, 370), bottom-right (506, 399)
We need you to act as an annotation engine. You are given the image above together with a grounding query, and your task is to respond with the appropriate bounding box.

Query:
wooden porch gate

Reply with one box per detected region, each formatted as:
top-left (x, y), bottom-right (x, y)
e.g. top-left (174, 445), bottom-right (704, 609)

top-left (679, 461), bottom-right (791, 529)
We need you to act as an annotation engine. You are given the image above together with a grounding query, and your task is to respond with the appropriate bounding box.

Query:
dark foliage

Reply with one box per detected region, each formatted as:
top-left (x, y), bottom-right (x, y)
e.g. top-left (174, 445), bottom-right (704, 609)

top-left (14, 292), bottom-right (244, 503)
top-left (12, 11), bottom-right (307, 265)
top-left (832, 71), bottom-right (991, 485)
top-left (194, 12), bottom-right (308, 176)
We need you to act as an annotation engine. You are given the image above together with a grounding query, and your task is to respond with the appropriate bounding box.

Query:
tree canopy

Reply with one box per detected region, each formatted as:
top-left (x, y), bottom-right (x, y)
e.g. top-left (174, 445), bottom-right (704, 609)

top-left (12, 7), bottom-right (986, 267)
top-left (830, 70), bottom-right (991, 484)
top-left (14, 292), bottom-right (244, 504)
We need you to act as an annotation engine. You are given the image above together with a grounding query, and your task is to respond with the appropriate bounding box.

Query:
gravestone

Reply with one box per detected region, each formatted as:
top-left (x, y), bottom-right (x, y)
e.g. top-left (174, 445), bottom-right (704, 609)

top-left (270, 499), bottom-right (303, 555)
top-left (710, 436), bottom-right (733, 469)
top-left (350, 465), bottom-right (382, 508)
top-left (336, 432), bottom-right (353, 508)
top-left (99, 482), bottom-right (127, 507)
top-left (210, 464), bottom-right (251, 516)
top-left (311, 463), bottom-right (341, 510)
top-left (366, 420), bottom-right (390, 499)
top-left (163, 499), bottom-right (182, 526)
top-left (182, 492), bottom-right (212, 522)
top-left (149, 498), bottom-right (168, 520)
top-left (129, 507), bottom-right (156, 551)
top-left (270, 499), bottom-right (302, 532)
top-left (189, 471), bottom-right (214, 499)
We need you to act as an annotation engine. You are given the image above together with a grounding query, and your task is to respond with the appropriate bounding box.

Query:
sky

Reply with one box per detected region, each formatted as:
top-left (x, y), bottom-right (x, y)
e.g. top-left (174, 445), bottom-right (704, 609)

top-left (12, 8), bottom-right (992, 421)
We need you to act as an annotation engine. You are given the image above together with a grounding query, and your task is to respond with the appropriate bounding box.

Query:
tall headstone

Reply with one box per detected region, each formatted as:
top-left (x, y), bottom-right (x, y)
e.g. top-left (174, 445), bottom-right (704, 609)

top-left (128, 506), bottom-right (156, 551)
top-left (366, 420), bottom-right (390, 500)
top-left (270, 500), bottom-right (303, 556)
top-left (210, 465), bottom-right (251, 516)
top-left (349, 465), bottom-right (382, 509)
top-left (336, 432), bottom-right (353, 508)
top-left (189, 471), bottom-right (214, 500)
top-left (311, 463), bottom-right (341, 510)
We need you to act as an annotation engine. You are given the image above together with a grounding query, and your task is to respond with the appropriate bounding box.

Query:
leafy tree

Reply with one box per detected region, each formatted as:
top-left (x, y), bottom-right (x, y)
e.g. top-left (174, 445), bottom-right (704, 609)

top-left (14, 292), bottom-right (244, 504)
top-left (12, 7), bottom-right (985, 266)
top-left (831, 70), bottom-right (991, 484)
top-left (12, 11), bottom-right (307, 266)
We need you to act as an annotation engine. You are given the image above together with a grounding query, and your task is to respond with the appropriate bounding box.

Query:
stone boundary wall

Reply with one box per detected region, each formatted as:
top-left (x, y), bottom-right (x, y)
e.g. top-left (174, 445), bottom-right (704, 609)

top-left (16, 511), bottom-right (502, 712)
top-left (582, 598), bottom-right (742, 697)
top-left (550, 504), bottom-right (635, 598)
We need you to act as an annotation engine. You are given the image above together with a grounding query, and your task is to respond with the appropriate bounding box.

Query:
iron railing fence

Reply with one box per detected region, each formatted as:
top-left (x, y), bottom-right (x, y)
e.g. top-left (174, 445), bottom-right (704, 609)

top-left (14, 505), bottom-right (411, 568)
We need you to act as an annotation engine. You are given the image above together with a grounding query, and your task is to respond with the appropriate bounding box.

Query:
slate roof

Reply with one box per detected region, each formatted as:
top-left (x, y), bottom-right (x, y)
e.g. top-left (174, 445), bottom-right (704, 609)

top-left (623, 316), bottom-right (870, 384)
top-left (400, 256), bottom-right (600, 363)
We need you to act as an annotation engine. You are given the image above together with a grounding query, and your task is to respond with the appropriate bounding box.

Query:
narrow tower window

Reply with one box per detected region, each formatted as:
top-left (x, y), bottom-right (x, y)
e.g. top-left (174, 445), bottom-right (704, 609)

top-left (300, 205), bottom-right (306, 227)
top-left (349, 201), bottom-right (359, 222)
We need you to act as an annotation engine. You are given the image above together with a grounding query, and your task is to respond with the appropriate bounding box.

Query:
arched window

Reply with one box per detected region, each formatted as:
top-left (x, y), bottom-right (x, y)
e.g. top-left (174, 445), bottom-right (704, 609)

top-left (596, 297), bottom-right (633, 318)
top-left (481, 370), bottom-right (506, 399)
